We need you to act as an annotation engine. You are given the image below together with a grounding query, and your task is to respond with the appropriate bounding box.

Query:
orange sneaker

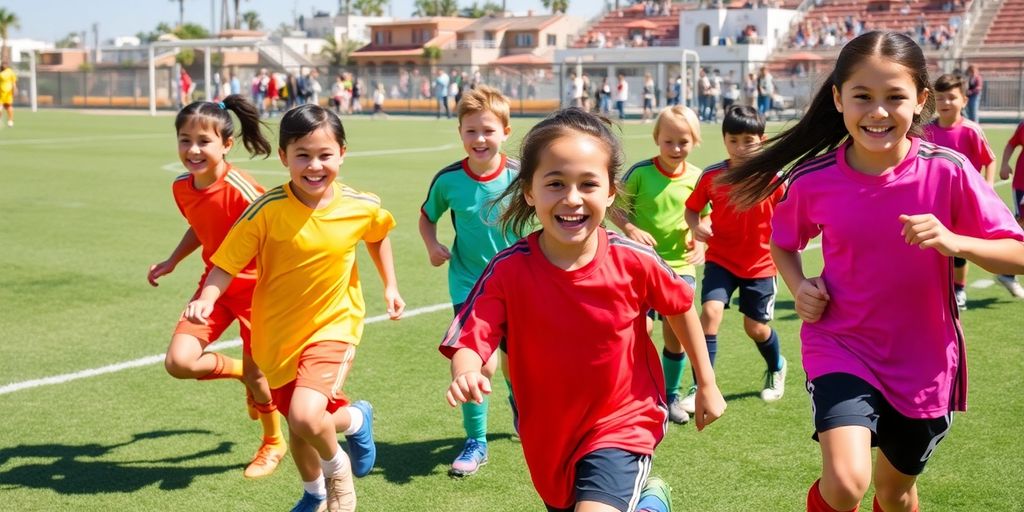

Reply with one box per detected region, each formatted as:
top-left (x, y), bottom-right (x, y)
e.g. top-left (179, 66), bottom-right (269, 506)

top-left (243, 441), bottom-right (287, 479)
top-left (245, 388), bottom-right (258, 420)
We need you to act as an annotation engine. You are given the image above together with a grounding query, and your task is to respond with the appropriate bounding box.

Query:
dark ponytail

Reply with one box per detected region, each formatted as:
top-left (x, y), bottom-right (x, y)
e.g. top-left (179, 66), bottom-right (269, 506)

top-left (721, 31), bottom-right (934, 208)
top-left (175, 94), bottom-right (272, 159)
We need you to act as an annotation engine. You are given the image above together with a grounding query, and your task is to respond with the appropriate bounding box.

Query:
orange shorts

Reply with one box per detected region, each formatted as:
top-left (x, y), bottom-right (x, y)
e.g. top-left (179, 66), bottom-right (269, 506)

top-left (173, 277), bottom-right (256, 355)
top-left (271, 341), bottom-right (356, 418)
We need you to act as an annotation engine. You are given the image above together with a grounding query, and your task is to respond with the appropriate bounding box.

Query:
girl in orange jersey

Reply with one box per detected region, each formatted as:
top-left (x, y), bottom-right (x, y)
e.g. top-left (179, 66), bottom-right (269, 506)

top-left (148, 95), bottom-right (286, 479)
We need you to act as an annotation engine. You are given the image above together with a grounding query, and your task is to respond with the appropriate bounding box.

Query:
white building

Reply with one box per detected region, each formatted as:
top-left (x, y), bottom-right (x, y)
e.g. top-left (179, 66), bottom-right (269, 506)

top-left (302, 13), bottom-right (393, 45)
top-left (4, 38), bottom-right (54, 63)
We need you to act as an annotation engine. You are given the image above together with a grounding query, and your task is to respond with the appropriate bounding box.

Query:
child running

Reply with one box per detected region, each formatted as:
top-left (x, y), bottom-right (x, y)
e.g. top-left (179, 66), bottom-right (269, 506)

top-left (923, 73), bottom-right (1005, 308)
top-left (995, 119), bottom-right (1024, 298)
top-left (720, 32), bottom-right (1024, 512)
top-left (185, 104), bottom-right (404, 512)
top-left (612, 105), bottom-right (708, 425)
top-left (148, 95), bottom-right (286, 479)
top-left (441, 108), bottom-right (726, 512)
top-left (684, 105), bottom-right (787, 406)
top-left (419, 85), bottom-right (518, 477)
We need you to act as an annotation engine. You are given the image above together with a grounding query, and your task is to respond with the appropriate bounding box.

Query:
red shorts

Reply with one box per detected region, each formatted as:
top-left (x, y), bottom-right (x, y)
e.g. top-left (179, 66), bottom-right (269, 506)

top-left (173, 277), bottom-right (255, 355)
top-left (271, 341), bottom-right (356, 418)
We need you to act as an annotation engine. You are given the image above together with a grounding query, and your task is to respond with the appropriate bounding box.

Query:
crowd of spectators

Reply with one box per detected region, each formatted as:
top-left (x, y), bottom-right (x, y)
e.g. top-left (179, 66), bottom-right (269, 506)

top-left (789, 0), bottom-right (969, 51)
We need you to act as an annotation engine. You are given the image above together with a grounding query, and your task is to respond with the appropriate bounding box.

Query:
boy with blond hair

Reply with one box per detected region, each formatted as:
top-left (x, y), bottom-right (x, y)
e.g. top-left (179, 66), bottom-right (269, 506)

top-left (613, 105), bottom-right (709, 426)
top-left (419, 85), bottom-right (519, 477)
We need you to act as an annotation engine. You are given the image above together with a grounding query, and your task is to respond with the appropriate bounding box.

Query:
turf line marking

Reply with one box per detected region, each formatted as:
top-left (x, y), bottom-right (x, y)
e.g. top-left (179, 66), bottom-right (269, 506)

top-left (0, 302), bottom-right (452, 396)
top-left (0, 133), bottom-right (165, 146)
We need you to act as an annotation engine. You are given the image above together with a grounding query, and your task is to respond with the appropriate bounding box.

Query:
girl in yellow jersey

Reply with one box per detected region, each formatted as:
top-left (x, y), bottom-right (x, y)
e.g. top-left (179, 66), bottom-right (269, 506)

top-left (185, 104), bottom-right (405, 512)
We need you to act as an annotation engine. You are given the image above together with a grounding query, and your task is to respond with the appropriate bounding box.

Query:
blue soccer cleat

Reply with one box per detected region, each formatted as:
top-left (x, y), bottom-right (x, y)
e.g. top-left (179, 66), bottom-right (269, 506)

top-left (290, 491), bottom-right (326, 512)
top-left (345, 400), bottom-right (376, 477)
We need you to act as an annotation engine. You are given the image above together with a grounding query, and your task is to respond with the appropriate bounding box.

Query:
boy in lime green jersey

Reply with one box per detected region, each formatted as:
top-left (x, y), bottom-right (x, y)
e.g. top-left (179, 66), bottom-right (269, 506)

top-left (613, 105), bottom-right (708, 426)
top-left (419, 85), bottom-right (518, 477)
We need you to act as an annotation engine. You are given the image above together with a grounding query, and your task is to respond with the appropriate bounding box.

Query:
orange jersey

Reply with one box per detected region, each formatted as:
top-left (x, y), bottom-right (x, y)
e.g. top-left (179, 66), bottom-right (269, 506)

top-left (172, 166), bottom-right (265, 280)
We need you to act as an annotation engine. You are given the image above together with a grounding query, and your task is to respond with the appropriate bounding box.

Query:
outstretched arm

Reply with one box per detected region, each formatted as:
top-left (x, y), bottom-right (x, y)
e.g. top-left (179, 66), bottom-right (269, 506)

top-left (446, 348), bottom-right (491, 407)
top-left (900, 214), bottom-right (1024, 274)
top-left (367, 236), bottom-right (406, 319)
top-left (148, 228), bottom-right (201, 286)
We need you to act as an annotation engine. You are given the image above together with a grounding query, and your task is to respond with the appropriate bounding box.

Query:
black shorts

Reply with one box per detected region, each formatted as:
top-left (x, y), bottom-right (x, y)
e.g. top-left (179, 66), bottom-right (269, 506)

top-left (806, 373), bottom-right (953, 476)
top-left (954, 257), bottom-right (967, 268)
top-left (647, 275), bottom-right (696, 320)
top-left (545, 448), bottom-right (652, 512)
top-left (1014, 188), bottom-right (1024, 218)
top-left (700, 261), bottom-right (777, 323)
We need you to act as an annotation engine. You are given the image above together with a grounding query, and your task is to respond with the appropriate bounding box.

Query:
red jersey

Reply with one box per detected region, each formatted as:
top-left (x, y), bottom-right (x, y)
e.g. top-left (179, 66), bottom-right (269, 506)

top-left (1009, 122), bottom-right (1024, 191)
top-left (685, 161), bottom-right (784, 278)
top-left (172, 166), bottom-right (264, 281)
top-left (439, 229), bottom-right (693, 508)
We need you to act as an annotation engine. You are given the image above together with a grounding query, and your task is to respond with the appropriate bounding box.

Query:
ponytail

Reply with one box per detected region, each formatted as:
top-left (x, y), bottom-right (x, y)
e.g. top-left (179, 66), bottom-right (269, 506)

top-left (175, 94), bottom-right (271, 159)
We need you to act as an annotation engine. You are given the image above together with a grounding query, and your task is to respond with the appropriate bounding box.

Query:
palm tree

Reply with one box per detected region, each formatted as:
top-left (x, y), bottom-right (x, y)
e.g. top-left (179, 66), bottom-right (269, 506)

top-left (321, 35), bottom-right (364, 66)
top-left (0, 8), bottom-right (20, 64)
top-left (241, 10), bottom-right (263, 31)
top-left (413, 0), bottom-right (459, 16)
top-left (232, 0), bottom-right (250, 29)
top-left (353, 0), bottom-right (388, 16)
top-left (170, 0), bottom-right (185, 27)
top-left (339, 0), bottom-right (351, 15)
top-left (541, 0), bottom-right (569, 14)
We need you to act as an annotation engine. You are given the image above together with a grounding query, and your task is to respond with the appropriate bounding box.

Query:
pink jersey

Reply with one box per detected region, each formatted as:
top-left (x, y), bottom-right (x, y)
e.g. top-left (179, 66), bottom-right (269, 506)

top-left (439, 229), bottom-right (693, 508)
top-left (1008, 122), bottom-right (1024, 191)
top-left (772, 137), bottom-right (1024, 419)
top-left (924, 118), bottom-right (995, 173)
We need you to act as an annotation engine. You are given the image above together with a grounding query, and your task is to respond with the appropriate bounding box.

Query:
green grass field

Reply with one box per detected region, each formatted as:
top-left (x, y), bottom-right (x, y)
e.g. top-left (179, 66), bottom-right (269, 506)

top-left (1, 111), bottom-right (1022, 511)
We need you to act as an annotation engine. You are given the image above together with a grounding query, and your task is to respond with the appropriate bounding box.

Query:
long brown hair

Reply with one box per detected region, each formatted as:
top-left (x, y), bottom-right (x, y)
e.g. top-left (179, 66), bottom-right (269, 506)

top-left (175, 94), bottom-right (272, 158)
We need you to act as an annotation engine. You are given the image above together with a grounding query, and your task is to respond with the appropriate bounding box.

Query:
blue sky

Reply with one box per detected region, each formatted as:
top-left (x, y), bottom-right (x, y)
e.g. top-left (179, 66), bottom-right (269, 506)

top-left (2, 1), bottom-right (604, 43)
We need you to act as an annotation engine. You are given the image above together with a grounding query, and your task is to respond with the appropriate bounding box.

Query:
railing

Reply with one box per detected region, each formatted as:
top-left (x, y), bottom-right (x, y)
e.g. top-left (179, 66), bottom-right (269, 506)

top-left (455, 40), bottom-right (500, 49)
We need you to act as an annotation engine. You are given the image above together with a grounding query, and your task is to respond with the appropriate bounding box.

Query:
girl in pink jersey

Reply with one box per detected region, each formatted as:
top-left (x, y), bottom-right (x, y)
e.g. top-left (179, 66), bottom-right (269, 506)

top-left (441, 108), bottom-right (725, 512)
top-left (148, 96), bottom-right (288, 479)
top-left (722, 32), bottom-right (1024, 512)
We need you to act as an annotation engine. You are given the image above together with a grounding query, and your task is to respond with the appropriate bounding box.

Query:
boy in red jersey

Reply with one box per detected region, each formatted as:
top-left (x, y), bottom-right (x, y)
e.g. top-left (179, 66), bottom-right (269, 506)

top-left (684, 105), bottom-right (787, 408)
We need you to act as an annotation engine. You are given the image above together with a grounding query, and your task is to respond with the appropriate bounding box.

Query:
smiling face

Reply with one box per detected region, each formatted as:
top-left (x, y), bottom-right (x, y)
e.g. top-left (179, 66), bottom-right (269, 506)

top-left (278, 127), bottom-right (345, 208)
top-left (177, 119), bottom-right (233, 186)
top-left (458, 110), bottom-right (510, 173)
top-left (524, 134), bottom-right (615, 265)
top-left (934, 87), bottom-right (965, 125)
top-left (655, 117), bottom-right (695, 169)
top-left (833, 56), bottom-right (928, 174)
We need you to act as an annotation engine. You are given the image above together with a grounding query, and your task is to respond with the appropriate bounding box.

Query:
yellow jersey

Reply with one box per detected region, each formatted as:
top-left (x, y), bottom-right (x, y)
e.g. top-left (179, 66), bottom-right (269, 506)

top-left (0, 68), bottom-right (16, 99)
top-left (212, 181), bottom-right (396, 388)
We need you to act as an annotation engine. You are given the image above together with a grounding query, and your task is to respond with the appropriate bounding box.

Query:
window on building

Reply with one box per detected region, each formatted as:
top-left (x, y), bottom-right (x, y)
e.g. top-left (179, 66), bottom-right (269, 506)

top-left (515, 33), bottom-right (534, 47)
top-left (547, 34), bottom-right (557, 46)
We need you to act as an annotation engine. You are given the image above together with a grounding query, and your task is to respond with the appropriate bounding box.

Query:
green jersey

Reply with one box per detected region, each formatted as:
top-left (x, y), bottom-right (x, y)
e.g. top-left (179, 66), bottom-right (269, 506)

top-left (421, 155), bottom-right (519, 304)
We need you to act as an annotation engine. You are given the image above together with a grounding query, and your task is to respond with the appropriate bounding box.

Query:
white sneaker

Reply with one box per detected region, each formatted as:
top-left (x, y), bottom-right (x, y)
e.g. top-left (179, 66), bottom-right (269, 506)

top-left (760, 358), bottom-right (787, 402)
top-left (995, 275), bottom-right (1024, 299)
top-left (955, 288), bottom-right (967, 310)
top-left (679, 385), bottom-right (697, 415)
top-left (5, 120), bottom-right (11, 127)
top-left (667, 394), bottom-right (690, 424)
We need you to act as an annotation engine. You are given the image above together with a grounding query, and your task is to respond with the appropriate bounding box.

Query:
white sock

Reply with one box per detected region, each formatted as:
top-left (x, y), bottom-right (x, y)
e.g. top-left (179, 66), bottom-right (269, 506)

top-left (342, 406), bottom-right (364, 436)
top-left (303, 476), bottom-right (326, 497)
top-left (321, 444), bottom-right (350, 476)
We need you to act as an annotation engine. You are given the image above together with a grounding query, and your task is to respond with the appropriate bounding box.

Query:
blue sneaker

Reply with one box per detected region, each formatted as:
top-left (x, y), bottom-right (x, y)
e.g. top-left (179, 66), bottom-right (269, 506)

top-left (449, 438), bottom-right (488, 477)
top-left (290, 491), bottom-right (326, 512)
top-left (345, 400), bottom-right (376, 478)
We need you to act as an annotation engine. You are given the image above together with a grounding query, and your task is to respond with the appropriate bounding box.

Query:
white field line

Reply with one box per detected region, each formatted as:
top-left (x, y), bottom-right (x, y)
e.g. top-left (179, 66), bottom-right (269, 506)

top-left (160, 143), bottom-right (458, 176)
top-left (0, 302), bottom-right (452, 396)
top-left (0, 133), bottom-right (165, 146)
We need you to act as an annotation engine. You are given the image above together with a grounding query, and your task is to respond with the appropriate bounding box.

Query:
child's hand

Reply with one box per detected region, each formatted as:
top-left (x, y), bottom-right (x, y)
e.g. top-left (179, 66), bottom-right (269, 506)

top-left (183, 299), bottom-right (215, 325)
top-left (899, 214), bottom-right (961, 257)
top-left (693, 384), bottom-right (726, 431)
top-left (626, 226), bottom-right (657, 246)
top-left (685, 239), bottom-right (706, 265)
top-left (384, 287), bottom-right (405, 320)
top-left (692, 220), bottom-right (713, 243)
top-left (795, 277), bottom-right (830, 323)
top-left (427, 242), bottom-right (452, 267)
top-left (147, 260), bottom-right (176, 287)
top-left (1001, 163), bottom-right (1012, 181)
top-left (446, 370), bottom-right (491, 407)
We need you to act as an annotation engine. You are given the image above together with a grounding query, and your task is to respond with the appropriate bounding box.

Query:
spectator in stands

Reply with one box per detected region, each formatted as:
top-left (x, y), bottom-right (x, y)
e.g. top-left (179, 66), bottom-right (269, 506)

top-left (697, 68), bottom-right (711, 121)
top-left (965, 65), bottom-right (982, 122)
top-left (756, 66), bottom-right (774, 116)
top-left (616, 73), bottom-right (629, 119)
top-left (744, 72), bottom-right (758, 107)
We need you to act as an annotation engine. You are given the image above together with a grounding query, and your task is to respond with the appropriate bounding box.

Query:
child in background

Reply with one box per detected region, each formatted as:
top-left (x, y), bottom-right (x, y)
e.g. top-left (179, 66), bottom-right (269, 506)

top-left (148, 95), bottom-right (286, 480)
top-left (995, 120), bottom-right (1024, 297)
top-left (924, 73), bottom-right (1002, 308)
top-left (372, 83), bottom-right (385, 115)
top-left (185, 104), bottom-right (405, 512)
top-left (419, 85), bottom-right (519, 477)
top-left (684, 105), bottom-right (787, 408)
top-left (722, 31), bottom-right (1024, 512)
top-left (612, 105), bottom-right (708, 425)
top-left (441, 107), bottom-right (725, 512)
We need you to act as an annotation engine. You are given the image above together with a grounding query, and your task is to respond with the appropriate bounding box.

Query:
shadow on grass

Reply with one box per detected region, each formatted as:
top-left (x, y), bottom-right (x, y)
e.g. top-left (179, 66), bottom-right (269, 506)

top-left (0, 429), bottom-right (238, 494)
top-left (723, 390), bottom-right (762, 402)
top-left (370, 433), bottom-right (517, 484)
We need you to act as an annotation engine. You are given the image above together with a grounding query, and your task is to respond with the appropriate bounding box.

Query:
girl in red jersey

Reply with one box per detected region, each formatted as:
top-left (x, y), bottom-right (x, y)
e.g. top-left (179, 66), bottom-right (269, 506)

top-left (148, 95), bottom-right (287, 479)
top-left (441, 108), bottom-right (726, 512)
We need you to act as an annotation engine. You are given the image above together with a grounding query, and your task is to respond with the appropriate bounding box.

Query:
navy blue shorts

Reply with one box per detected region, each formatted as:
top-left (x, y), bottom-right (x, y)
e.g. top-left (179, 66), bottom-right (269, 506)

top-left (700, 261), bottom-right (777, 323)
top-left (806, 373), bottom-right (953, 476)
top-left (1014, 188), bottom-right (1024, 217)
top-left (647, 275), bottom-right (696, 320)
top-left (544, 448), bottom-right (652, 512)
